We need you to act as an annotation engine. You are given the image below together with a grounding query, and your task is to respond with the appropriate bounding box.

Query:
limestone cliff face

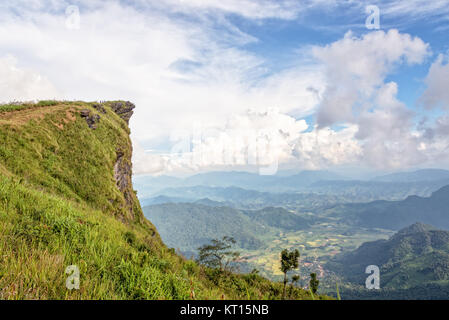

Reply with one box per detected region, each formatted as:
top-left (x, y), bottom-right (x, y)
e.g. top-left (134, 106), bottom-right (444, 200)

top-left (114, 147), bottom-right (136, 220)
top-left (107, 101), bottom-right (143, 222)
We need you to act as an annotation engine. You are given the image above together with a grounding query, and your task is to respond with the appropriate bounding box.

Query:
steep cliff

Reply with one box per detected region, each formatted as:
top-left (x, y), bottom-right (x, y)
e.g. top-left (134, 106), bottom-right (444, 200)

top-left (0, 100), bottom-right (328, 300)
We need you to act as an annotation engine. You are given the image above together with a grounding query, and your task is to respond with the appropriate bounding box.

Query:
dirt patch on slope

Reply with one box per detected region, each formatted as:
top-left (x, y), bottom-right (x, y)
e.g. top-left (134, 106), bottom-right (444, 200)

top-left (0, 105), bottom-right (79, 126)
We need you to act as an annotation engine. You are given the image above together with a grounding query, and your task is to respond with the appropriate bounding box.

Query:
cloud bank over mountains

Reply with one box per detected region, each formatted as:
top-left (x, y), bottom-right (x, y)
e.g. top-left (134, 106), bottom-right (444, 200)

top-left (0, 0), bottom-right (448, 174)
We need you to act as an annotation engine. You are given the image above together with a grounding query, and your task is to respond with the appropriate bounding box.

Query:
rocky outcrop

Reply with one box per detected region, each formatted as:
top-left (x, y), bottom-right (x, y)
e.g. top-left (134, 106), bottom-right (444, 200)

top-left (114, 148), bottom-right (134, 219)
top-left (109, 102), bottom-right (142, 222)
top-left (109, 101), bottom-right (135, 124)
top-left (80, 109), bottom-right (101, 129)
top-left (92, 103), bottom-right (107, 114)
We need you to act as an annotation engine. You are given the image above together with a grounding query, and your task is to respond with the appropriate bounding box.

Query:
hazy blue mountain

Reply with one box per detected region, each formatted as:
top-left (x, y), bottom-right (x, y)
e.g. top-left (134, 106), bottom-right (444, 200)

top-left (193, 198), bottom-right (226, 206)
top-left (242, 207), bottom-right (311, 231)
top-left (139, 195), bottom-right (192, 206)
top-left (336, 185), bottom-right (449, 230)
top-left (309, 178), bottom-right (449, 200)
top-left (133, 174), bottom-right (183, 197)
top-left (372, 169), bottom-right (449, 183)
top-left (134, 170), bottom-right (346, 194)
top-left (182, 170), bottom-right (345, 191)
top-left (135, 170), bottom-right (449, 205)
top-left (145, 185), bottom-right (343, 210)
top-left (183, 171), bottom-right (274, 188)
top-left (281, 170), bottom-right (344, 187)
top-left (328, 223), bottom-right (449, 299)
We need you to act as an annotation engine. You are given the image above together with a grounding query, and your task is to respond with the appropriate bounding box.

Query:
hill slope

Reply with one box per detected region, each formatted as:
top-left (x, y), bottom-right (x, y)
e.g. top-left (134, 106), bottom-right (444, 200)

top-left (143, 202), bottom-right (267, 256)
top-left (335, 185), bottom-right (449, 230)
top-left (0, 101), bottom-right (328, 300)
top-left (328, 223), bottom-right (449, 299)
top-left (142, 203), bottom-right (312, 257)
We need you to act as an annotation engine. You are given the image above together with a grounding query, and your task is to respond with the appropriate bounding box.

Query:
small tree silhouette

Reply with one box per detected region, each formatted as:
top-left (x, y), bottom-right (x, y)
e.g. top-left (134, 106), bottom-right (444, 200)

top-left (197, 236), bottom-right (240, 273)
top-left (309, 273), bottom-right (319, 294)
top-left (280, 249), bottom-right (300, 299)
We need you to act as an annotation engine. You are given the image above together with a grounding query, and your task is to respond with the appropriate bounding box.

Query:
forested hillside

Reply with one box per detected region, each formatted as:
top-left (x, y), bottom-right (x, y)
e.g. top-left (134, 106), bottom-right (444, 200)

top-left (328, 223), bottom-right (449, 299)
top-left (335, 187), bottom-right (449, 230)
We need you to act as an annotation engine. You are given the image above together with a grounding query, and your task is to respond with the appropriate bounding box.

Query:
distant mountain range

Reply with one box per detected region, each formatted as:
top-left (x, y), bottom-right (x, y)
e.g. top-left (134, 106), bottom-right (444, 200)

top-left (372, 169), bottom-right (449, 182)
top-left (134, 169), bottom-right (449, 202)
top-left (140, 186), bottom-right (343, 210)
top-left (336, 185), bottom-right (449, 230)
top-left (134, 170), bottom-right (345, 195)
top-left (328, 223), bottom-right (449, 299)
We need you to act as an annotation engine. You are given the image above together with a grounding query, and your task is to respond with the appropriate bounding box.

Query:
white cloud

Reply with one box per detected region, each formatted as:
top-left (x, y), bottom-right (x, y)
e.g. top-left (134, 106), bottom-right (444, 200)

top-left (313, 29), bottom-right (429, 127)
top-left (0, 55), bottom-right (59, 102)
top-left (132, 139), bottom-right (169, 175)
top-left (136, 108), bottom-right (310, 174)
top-left (135, 108), bottom-right (363, 175)
top-left (421, 54), bottom-right (449, 110)
top-left (310, 29), bottom-right (433, 169)
top-left (161, 0), bottom-right (304, 20)
top-left (293, 124), bottom-right (362, 170)
top-left (381, 0), bottom-right (449, 22)
top-left (0, 1), bottom-right (324, 140)
top-left (1, 2), bottom-right (448, 173)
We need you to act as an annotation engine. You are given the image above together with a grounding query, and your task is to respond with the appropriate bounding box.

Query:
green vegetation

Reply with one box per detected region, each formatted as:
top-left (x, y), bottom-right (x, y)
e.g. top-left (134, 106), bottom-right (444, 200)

top-left (334, 187), bottom-right (449, 230)
top-left (197, 237), bottom-right (241, 273)
top-left (143, 201), bottom-right (394, 287)
top-left (328, 223), bottom-right (449, 299)
top-left (0, 101), bottom-right (329, 300)
top-left (0, 100), bottom-right (60, 112)
top-left (309, 273), bottom-right (319, 294)
top-left (280, 249), bottom-right (300, 299)
top-left (143, 203), bottom-right (267, 256)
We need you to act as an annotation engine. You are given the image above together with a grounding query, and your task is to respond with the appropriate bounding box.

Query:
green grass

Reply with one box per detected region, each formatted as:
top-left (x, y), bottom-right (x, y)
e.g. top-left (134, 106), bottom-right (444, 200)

top-left (0, 100), bottom-right (60, 113)
top-left (0, 100), bottom-right (331, 300)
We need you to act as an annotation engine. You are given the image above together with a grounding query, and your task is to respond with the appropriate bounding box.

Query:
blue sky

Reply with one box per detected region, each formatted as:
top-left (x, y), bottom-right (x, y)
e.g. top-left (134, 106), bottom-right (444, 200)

top-left (0, 0), bottom-right (448, 175)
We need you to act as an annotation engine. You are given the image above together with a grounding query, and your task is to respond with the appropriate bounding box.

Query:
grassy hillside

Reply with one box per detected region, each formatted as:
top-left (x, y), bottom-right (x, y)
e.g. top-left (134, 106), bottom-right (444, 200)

top-left (0, 101), bottom-right (329, 300)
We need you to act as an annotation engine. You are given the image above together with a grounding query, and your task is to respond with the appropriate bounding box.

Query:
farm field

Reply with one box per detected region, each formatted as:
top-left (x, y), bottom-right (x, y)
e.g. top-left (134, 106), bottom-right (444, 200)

top-left (242, 223), bottom-right (394, 286)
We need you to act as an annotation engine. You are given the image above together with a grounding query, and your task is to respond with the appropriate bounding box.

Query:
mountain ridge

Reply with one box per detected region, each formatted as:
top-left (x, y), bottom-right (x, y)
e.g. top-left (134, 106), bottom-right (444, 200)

top-left (328, 223), bottom-right (449, 299)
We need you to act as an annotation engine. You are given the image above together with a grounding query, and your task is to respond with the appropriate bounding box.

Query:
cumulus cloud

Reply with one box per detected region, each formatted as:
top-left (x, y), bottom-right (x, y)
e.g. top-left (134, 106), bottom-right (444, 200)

top-left (413, 54), bottom-right (449, 166)
top-left (135, 108), bottom-right (363, 175)
top-left (132, 139), bottom-right (169, 175)
top-left (293, 125), bottom-right (362, 169)
top-left (139, 108), bottom-right (309, 174)
top-left (0, 55), bottom-right (59, 102)
top-left (314, 29), bottom-right (429, 127)
top-left (421, 54), bottom-right (449, 110)
top-left (311, 30), bottom-right (432, 169)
